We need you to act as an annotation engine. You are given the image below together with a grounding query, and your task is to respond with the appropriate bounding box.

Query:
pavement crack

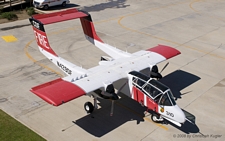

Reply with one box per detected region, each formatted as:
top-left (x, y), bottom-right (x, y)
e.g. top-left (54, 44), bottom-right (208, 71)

top-left (0, 23), bottom-right (31, 31)
top-left (140, 128), bottom-right (158, 141)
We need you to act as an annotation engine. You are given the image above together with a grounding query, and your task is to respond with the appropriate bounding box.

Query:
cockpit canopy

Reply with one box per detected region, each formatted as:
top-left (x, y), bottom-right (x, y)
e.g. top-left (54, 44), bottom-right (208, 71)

top-left (129, 71), bottom-right (176, 106)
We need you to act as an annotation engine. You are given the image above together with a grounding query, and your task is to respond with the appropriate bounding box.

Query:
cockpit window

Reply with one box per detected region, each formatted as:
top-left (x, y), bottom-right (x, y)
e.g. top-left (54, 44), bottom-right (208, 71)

top-left (137, 79), bottom-right (145, 88)
top-left (159, 93), bottom-right (173, 106)
top-left (132, 77), bottom-right (145, 88)
top-left (143, 84), bottom-right (162, 99)
top-left (167, 90), bottom-right (176, 105)
top-left (132, 77), bottom-right (137, 83)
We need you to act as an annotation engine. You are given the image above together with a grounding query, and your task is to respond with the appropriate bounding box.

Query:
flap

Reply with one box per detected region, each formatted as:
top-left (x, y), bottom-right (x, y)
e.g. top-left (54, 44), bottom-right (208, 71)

top-left (31, 78), bottom-right (85, 106)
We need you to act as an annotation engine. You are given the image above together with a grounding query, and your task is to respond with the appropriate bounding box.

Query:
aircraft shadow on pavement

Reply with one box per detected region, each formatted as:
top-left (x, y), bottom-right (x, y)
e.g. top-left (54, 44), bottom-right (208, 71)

top-left (74, 70), bottom-right (201, 137)
top-left (44, 0), bottom-right (129, 13)
top-left (80, 0), bottom-right (130, 12)
top-left (158, 70), bottom-right (200, 133)
top-left (159, 70), bottom-right (201, 100)
top-left (165, 109), bottom-right (200, 134)
top-left (45, 3), bottom-right (80, 11)
top-left (74, 94), bottom-right (146, 137)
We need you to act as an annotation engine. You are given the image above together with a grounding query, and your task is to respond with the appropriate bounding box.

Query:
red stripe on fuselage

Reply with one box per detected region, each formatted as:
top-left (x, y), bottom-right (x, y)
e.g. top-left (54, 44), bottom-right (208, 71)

top-left (147, 97), bottom-right (158, 112)
top-left (132, 86), bottom-right (158, 112)
top-left (147, 45), bottom-right (180, 59)
top-left (132, 86), bottom-right (145, 105)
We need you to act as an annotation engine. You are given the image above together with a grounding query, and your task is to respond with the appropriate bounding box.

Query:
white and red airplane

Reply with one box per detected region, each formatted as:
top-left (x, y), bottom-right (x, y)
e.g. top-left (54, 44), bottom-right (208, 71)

top-left (29, 9), bottom-right (185, 127)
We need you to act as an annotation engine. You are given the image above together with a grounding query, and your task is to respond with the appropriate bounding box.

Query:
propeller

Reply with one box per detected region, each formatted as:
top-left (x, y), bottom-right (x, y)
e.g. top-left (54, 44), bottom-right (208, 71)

top-left (107, 81), bottom-right (128, 116)
top-left (105, 84), bottom-right (118, 116)
top-left (110, 100), bottom-right (114, 116)
top-left (160, 62), bottom-right (169, 73)
top-left (150, 62), bottom-right (169, 80)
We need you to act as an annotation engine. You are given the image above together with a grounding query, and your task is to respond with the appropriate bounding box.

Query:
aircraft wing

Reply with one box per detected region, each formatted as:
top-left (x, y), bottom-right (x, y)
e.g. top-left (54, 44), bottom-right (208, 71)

top-left (134, 44), bottom-right (181, 71)
top-left (31, 44), bottom-right (180, 106)
top-left (30, 65), bottom-right (123, 106)
top-left (30, 78), bottom-right (86, 106)
top-left (29, 9), bottom-right (181, 107)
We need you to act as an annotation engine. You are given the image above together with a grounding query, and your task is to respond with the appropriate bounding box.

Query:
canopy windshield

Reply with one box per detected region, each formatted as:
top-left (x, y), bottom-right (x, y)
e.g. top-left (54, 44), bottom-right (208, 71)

top-left (149, 79), bottom-right (169, 92)
top-left (159, 90), bottom-right (176, 106)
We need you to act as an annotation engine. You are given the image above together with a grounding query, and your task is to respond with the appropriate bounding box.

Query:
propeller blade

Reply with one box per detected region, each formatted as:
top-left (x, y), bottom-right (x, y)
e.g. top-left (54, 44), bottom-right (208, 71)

top-left (110, 100), bottom-right (114, 116)
top-left (160, 62), bottom-right (169, 73)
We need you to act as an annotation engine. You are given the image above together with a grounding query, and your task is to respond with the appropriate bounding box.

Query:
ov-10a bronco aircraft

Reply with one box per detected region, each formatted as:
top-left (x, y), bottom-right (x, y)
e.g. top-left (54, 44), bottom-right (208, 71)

top-left (29, 8), bottom-right (185, 127)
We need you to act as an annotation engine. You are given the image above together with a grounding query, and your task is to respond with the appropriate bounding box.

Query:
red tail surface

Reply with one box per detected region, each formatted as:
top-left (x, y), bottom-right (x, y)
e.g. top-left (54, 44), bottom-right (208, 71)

top-left (30, 8), bottom-right (103, 52)
top-left (30, 18), bottom-right (58, 56)
top-left (80, 15), bottom-right (103, 42)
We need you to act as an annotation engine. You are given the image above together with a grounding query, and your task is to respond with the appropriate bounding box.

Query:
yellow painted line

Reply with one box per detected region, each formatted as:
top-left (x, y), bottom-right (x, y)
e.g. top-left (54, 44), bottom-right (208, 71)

top-left (189, 0), bottom-right (201, 13)
top-left (1, 35), bottom-right (18, 42)
top-left (24, 0), bottom-right (190, 72)
top-left (24, 40), bottom-right (63, 77)
top-left (117, 1), bottom-right (225, 61)
top-left (24, 25), bottom-right (84, 77)
top-left (189, 0), bottom-right (225, 22)
top-left (25, 0), bottom-right (225, 78)
top-left (118, 17), bottom-right (181, 46)
top-left (116, 101), bottom-right (168, 130)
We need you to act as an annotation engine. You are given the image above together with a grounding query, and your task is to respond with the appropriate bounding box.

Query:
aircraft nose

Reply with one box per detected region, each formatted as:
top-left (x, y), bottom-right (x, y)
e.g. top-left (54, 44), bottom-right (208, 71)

top-left (175, 105), bottom-right (186, 123)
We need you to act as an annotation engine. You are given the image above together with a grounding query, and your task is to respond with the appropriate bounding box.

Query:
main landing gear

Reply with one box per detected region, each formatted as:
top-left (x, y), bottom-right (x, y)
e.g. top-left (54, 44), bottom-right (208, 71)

top-left (84, 102), bottom-right (94, 113)
top-left (83, 96), bottom-right (115, 116)
top-left (84, 97), bottom-right (98, 114)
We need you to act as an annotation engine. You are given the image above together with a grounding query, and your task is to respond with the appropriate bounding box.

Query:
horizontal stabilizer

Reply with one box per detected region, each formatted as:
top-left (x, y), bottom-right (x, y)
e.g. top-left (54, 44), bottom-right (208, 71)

top-left (31, 78), bottom-right (85, 106)
top-left (32, 9), bottom-right (87, 25)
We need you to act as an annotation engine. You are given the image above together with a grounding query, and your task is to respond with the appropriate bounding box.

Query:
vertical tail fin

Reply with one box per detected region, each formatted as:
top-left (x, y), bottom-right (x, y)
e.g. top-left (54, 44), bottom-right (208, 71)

top-left (29, 12), bottom-right (88, 77)
top-left (29, 18), bottom-right (58, 56)
top-left (79, 11), bottom-right (131, 59)
top-left (79, 10), bottom-right (103, 43)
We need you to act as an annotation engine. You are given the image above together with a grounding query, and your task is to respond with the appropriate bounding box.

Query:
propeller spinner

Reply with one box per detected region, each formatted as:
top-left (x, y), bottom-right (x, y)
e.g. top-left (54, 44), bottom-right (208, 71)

top-left (150, 62), bottom-right (169, 80)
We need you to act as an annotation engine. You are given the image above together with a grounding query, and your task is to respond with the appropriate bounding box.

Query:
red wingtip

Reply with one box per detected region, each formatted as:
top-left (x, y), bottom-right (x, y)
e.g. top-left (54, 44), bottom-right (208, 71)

top-left (31, 78), bottom-right (86, 106)
top-left (147, 45), bottom-right (181, 59)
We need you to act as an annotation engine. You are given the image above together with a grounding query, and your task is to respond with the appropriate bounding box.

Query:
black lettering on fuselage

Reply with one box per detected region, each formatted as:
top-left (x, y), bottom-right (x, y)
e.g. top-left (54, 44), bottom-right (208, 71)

top-left (57, 61), bottom-right (72, 75)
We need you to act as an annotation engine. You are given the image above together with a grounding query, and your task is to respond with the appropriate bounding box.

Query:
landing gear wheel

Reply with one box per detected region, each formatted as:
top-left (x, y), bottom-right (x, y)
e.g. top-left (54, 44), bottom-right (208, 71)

top-left (84, 102), bottom-right (94, 113)
top-left (62, 2), bottom-right (66, 7)
top-left (151, 114), bottom-right (163, 123)
top-left (43, 5), bottom-right (49, 10)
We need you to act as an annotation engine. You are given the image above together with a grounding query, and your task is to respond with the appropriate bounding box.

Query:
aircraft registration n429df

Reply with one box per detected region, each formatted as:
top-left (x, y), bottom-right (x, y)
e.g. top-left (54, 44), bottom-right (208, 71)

top-left (29, 8), bottom-right (185, 127)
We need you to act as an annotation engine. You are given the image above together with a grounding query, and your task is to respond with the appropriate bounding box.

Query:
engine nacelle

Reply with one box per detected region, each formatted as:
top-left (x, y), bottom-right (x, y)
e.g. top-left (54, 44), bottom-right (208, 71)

top-left (92, 83), bottom-right (118, 100)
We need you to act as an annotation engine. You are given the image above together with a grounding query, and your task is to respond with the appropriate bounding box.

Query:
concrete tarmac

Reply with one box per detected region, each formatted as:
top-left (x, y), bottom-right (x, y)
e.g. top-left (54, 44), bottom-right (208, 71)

top-left (0, 0), bottom-right (225, 140)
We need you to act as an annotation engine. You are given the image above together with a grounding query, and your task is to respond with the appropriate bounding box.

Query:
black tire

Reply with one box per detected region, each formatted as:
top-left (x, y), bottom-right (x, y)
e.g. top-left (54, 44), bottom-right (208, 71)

top-left (151, 114), bottom-right (163, 123)
top-left (84, 102), bottom-right (94, 113)
top-left (43, 5), bottom-right (49, 10)
top-left (62, 1), bottom-right (66, 7)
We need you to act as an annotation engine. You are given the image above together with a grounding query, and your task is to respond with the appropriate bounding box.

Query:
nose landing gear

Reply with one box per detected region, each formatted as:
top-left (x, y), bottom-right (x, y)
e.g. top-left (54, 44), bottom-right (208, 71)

top-left (151, 113), bottom-right (164, 123)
